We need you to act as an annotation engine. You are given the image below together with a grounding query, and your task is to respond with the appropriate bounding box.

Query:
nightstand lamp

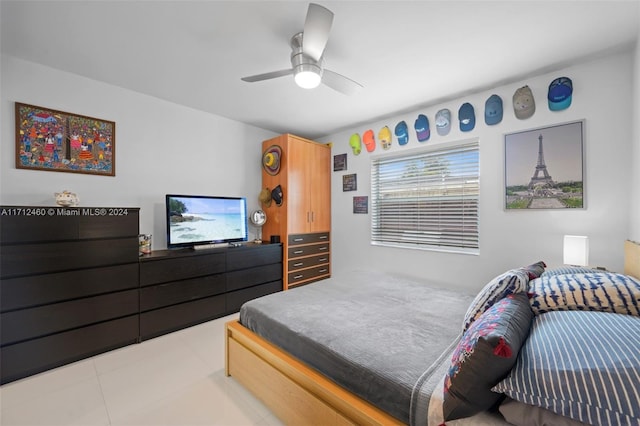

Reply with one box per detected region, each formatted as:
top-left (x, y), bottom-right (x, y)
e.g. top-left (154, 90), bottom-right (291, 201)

top-left (564, 235), bottom-right (589, 266)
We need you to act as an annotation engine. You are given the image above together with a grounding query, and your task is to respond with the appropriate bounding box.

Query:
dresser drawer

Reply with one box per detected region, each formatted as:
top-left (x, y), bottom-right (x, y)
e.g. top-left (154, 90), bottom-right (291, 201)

top-left (227, 263), bottom-right (282, 292)
top-left (140, 252), bottom-right (225, 286)
top-left (1, 289), bottom-right (139, 346)
top-left (140, 294), bottom-right (225, 341)
top-left (140, 273), bottom-right (226, 312)
top-left (288, 232), bottom-right (330, 246)
top-left (227, 244), bottom-right (282, 271)
top-left (288, 253), bottom-right (330, 271)
top-left (1, 238), bottom-right (139, 278)
top-left (287, 265), bottom-right (330, 286)
top-left (288, 243), bottom-right (330, 259)
top-left (0, 207), bottom-right (139, 243)
top-left (1, 263), bottom-right (139, 312)
top-left (1, 315), bottom-right (139, 385)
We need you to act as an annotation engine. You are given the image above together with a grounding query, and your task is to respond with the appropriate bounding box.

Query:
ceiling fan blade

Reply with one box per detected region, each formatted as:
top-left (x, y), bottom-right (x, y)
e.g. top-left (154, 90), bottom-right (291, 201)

top-left (322, 69), bottom-right (363, 95)
top-left (303, 3), bottom-right (334, 61)
top-left (241, 69), bottom-right (293, 82)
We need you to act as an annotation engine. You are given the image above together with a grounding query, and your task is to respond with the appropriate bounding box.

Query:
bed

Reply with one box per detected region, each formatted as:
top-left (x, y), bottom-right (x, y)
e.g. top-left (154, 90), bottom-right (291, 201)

top-left (225, 241), bottom-right (640, 425)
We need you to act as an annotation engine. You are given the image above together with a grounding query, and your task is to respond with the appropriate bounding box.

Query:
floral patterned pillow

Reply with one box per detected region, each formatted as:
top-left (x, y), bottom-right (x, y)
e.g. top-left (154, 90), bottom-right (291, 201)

top-left (444, 293), bottom-right (533, 421)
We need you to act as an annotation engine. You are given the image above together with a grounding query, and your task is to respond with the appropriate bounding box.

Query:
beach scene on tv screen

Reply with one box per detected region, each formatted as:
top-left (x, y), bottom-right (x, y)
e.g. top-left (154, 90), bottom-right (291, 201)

top-left (168, 197), bottom-right (245, 244)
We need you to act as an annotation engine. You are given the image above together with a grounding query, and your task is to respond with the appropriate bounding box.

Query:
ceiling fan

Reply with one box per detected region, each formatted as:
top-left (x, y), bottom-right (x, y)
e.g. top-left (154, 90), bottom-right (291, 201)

top-left (241, 3), bottom-right (363, 95)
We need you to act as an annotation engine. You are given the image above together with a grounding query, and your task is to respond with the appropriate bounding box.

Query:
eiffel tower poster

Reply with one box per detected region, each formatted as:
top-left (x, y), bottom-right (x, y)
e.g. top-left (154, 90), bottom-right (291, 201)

top-left (528, 134), bottom-right (555, 189)
top-left (504, 121), bottom-right (585, 210)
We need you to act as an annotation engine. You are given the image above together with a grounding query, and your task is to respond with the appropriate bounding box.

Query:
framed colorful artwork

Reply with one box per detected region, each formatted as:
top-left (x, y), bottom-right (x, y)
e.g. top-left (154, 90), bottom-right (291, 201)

top-left (505, 120), bottom-right (584, 209)
top-left (15, 102), bottom-right (115, 176)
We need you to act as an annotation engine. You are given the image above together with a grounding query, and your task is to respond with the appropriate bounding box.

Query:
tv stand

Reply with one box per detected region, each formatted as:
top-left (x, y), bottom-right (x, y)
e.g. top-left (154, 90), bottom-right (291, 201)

top-left (139, 242), bottom-right (282, 341)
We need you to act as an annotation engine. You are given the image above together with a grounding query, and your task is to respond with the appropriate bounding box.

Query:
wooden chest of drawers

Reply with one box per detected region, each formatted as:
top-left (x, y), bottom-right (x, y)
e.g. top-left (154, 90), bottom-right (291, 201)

top-left (287, 232), bottom-right (330, 288)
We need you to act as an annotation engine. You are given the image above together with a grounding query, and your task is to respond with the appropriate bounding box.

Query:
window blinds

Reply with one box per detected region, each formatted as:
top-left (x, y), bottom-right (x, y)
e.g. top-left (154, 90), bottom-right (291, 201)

top-left (371, 140), bottom-right (479, 252)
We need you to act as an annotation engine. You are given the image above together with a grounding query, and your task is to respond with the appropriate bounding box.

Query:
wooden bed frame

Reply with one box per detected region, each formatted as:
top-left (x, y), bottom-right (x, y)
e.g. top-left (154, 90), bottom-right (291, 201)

top-left (225, 320), bottom-right (402, 425)
top-left (226, 241), bottom-right (640, 425)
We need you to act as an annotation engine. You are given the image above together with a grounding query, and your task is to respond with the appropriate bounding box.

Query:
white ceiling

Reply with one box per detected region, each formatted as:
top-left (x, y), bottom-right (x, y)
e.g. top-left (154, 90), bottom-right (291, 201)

top-left (2, 1), bottom-right (639, 140)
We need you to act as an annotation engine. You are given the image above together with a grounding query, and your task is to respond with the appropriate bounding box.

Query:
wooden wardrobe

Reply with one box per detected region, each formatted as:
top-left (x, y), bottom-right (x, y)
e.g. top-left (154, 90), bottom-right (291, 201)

top-left (261, 134), bottom-right (331, 290)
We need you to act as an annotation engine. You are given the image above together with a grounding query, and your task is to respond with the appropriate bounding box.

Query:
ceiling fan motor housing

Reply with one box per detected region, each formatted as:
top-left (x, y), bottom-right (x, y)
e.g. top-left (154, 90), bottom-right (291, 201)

top-left (290, 32), bottom-right (323, 85)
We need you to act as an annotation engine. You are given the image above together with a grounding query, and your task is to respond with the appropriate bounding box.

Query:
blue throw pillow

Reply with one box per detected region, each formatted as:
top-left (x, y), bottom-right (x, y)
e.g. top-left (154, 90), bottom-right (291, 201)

top-left (529, 272), bottom-right (640, 316)
top-left (493, 310), bottom-right (640, 426)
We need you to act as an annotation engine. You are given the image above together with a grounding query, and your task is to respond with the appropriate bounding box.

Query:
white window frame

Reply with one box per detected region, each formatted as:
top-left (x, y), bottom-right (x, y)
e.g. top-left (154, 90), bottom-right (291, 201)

top-left (370, 138), bottom-right (480, 254)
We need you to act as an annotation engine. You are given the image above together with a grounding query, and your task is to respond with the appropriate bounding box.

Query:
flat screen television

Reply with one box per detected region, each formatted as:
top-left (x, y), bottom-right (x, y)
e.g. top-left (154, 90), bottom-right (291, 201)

top-left (166, 194), bottom-right (248, 249)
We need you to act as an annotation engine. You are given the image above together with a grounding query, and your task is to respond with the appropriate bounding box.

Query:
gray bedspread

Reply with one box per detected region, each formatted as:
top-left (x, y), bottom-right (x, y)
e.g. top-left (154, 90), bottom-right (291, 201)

top-left (239, 270), bottom-right (475, 425)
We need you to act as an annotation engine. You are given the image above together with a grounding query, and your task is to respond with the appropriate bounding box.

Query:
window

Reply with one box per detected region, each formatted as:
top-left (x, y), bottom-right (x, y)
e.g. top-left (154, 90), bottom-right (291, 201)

top-left (371, 139), bottom-right (479, 253)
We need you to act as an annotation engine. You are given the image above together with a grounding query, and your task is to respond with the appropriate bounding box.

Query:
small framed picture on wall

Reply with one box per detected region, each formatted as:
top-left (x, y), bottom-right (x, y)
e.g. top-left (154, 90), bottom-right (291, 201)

top-left (342, 173), bottom-right (357, 191)
top-left (353, 196), bottom-right (368, 214)
top-left (334, 153), bottom-right (347, 171)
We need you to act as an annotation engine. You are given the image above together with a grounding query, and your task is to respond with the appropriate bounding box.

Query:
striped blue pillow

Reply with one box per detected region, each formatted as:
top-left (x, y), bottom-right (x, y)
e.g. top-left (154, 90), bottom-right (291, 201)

top-left (462, 269), bottom-right (529, 332)
top-left (493, 310), bottom-right (640, 426)
top-left (529, 272), bottom-right (640, 316)
top-left (541, 266), bottom-right (594, 277)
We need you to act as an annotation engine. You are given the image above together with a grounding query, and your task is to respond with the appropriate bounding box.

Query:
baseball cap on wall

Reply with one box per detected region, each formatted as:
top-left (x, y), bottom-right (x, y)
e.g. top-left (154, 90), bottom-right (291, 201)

top-left (379, 126), bottom-right (392, 150)
top-left (513, 86), bottom-right (535, 119)
top-left (548, 77), bottom-right (573, 111)
top-left (435, 109), bottom-right (451, 136)
top-left (414, 114), bottom-right (430, 142)
top-left (363, 129), bottom-right (376, 152)
top-left (458, 103), bottom-right (475, 132)
top-left (395, 121), bottom-right (409, 145)
top-left (349, 133), bottom-right (362, 155)
top-left (484, 94), bottom-right (503, 125)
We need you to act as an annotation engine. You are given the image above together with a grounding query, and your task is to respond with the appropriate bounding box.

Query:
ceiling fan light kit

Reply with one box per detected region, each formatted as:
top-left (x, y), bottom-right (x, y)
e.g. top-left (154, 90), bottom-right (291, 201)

top-left (241, 3), bottom-right (362, 95)
top-left (291, 33), bottom-right (323, 89)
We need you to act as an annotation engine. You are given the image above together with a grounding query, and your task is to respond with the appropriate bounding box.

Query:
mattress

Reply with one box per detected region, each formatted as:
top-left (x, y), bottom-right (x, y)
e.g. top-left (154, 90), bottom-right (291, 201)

top-left (239, 269), bottom-right (475, 425)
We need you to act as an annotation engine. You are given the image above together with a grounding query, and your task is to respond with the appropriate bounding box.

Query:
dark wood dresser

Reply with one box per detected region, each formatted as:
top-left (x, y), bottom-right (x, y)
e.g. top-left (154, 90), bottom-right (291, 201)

top-left (0, 206), bottom-right (283, 384)
top-left (139, 243), bottom-right (282, 341)
top-left (0, 206), bottom-right (140, 384)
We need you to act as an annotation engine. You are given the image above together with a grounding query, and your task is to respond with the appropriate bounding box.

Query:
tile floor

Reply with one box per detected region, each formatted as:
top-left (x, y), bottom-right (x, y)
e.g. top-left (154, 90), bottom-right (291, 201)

top-left (0, 313), bottom-right (284, 426)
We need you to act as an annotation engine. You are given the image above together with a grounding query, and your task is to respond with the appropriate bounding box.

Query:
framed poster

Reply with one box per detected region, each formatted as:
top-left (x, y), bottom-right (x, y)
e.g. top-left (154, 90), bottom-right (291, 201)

top-left (353, 196), bottom-right (368, 214)
top-left (333, 153), bottom-right (347, 171)
top-left (342, 173), bottom-right (357, 191)
top-left (15, 102), bottom-right (115, 176)
top-left (505, 120), bottom-right (584, 209)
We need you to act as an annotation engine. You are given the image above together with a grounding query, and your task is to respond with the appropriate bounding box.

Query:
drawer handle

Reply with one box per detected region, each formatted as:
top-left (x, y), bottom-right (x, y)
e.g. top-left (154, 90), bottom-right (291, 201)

top-left (293, 274), bottom-right (304, 279)
top-left (319, 235), bottom-right (328, 239)
top-left (319, 269), bottom-right (328, 273)
top-left (318, 258), bottom-right (327, 262)
top-left (318, 247), bottom-right (328, 251)
top-left (293, 262), bottom-right (304, 267)
top-left (293, 250), bottom-right (304, 254)
top-left (293, 238), bottom-right (304, 242)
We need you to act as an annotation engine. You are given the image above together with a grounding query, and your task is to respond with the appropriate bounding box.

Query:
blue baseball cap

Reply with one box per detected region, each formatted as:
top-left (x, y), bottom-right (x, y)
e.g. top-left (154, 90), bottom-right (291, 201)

top-left (414, 114), bottom-right (430, 142)
top-left (395, 121), bottom-right (409, 145)
top-left (484, 94), bottom-right (503, 125)
top-left (458, 103), bottom-right (475, 132)
top-left (548, 77), bottom-right (573, 111)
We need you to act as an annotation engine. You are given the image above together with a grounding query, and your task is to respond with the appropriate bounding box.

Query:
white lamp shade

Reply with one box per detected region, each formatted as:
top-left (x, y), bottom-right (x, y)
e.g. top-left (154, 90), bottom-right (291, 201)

top-left (563, 235), bottom-right (589, 266)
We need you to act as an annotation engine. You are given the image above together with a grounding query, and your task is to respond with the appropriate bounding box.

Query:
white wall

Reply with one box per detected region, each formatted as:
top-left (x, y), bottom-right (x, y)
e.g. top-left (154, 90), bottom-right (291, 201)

top-left (0, 56), bottom-right (277, 249)
top-left (323, 51), bottom-right (635, 292)
top-left (631, 24), bottom-right (640, 241)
